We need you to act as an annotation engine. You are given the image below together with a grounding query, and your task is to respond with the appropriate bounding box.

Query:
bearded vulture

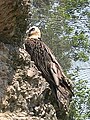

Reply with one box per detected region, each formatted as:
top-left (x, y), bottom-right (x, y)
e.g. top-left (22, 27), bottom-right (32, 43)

top-left (25, 26), bottom-right (73, 109)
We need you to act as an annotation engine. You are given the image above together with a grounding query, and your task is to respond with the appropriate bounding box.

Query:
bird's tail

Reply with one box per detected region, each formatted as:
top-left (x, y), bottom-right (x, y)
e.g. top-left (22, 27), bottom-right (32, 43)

top-left (50, 77), bottom-right (73, 112)
top-left (56, 84), bottom-right (71, 111)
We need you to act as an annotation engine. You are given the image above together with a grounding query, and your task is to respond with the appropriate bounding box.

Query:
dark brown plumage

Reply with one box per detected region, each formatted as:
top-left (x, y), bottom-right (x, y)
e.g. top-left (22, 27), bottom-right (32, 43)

top-left (25, 26), bottom-right (73, 108)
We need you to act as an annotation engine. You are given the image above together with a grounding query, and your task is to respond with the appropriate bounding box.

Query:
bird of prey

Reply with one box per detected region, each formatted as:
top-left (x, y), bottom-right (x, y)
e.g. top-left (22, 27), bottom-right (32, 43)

top-left (25, 26), bottom-right (73, 108)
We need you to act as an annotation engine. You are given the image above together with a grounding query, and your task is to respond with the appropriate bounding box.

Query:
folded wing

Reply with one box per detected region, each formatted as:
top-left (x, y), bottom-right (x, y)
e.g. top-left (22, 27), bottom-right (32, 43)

top-left (25, 38), bottom-right (73, 109)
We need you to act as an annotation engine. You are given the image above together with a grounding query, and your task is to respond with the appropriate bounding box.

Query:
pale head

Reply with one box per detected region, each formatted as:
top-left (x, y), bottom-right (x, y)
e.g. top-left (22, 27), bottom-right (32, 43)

top-left (27, 26), bottom-right (41, 39)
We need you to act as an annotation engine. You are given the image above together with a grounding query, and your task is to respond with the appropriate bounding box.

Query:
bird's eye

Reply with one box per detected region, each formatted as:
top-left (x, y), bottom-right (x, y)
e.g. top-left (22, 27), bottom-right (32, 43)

top-left (30, 28), bottom-right (35, 32)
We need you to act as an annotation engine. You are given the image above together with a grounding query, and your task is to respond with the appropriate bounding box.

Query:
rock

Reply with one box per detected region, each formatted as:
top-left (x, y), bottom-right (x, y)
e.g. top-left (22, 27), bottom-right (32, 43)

top-left (0, 43), bottom-right (9, 110)
top-left (0, 46), bottom-right (68, 120)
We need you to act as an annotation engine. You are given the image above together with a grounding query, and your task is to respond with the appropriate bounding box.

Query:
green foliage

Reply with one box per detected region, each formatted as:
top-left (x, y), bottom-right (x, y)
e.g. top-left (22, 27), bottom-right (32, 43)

top-left (70, 32), bottom-right (90, 61)
top-left (69, 79), bottom-right (90, 120)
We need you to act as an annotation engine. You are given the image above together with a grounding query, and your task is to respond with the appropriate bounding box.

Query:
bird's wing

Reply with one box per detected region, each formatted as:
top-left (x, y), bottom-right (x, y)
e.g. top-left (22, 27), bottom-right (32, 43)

top-left (43, 43), bottom-right (73, 94)
top-left (25, 38), bottom-right (73, 95)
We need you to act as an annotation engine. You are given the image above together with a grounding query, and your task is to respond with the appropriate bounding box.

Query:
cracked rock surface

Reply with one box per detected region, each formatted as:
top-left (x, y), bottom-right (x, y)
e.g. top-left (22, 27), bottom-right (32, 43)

top-left (0, 44), bottom-right (58, 120)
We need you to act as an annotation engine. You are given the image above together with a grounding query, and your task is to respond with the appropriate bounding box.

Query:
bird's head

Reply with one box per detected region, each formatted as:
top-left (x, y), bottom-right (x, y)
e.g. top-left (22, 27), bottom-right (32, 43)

top-left (27, 26), bottom-right (41, 39)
